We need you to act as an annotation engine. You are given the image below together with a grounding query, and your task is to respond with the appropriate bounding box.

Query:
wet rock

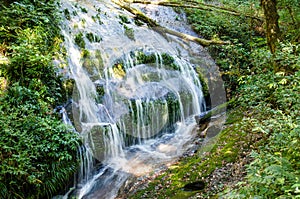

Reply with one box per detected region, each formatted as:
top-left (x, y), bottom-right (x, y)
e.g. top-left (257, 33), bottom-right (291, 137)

top-left (206, 125), bottom-right (222, 138)
top-left (195, 111), bottom-right (211, 132)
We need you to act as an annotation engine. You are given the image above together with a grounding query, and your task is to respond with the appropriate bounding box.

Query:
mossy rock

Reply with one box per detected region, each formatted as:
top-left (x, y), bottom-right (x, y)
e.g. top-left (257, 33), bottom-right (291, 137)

top-left (117, 91), bottom-right (179, 139)
top-left (85, 124), bottom-right (111, 161)
top-left (111, 50), bottom-right (182, 73)
top-left (74, 32), bottom-right (85, 49)
top-left (81, 49), bottom-right (104, 81)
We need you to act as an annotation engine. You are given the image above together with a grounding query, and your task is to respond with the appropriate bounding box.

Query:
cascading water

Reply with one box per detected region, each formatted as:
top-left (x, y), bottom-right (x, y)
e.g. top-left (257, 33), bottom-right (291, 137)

top-left (57, 0), bottom-right (220, 198)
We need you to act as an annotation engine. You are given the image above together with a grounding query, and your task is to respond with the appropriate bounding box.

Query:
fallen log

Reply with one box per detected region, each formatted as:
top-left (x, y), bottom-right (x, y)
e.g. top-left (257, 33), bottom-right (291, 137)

top-left (124, 0), bottom-right (263, 21)
top-left (155, 26), bottom-right (231, 46)
top-left (113, 0), bottom-right (231, 46)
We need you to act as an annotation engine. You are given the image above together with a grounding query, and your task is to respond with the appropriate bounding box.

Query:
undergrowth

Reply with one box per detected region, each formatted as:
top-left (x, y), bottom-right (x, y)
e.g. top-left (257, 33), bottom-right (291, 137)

top-left (0, 0), bottom-right (80, 198)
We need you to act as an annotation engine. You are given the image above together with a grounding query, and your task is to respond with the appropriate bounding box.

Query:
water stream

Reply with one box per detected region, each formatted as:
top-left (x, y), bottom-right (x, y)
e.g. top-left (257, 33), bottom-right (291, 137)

top-left (58, 0), bottom-right (224, 198)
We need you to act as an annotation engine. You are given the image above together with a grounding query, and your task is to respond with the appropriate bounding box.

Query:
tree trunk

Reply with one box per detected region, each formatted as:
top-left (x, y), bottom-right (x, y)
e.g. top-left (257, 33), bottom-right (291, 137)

top-left (260, 0), bottom-right (280, 54)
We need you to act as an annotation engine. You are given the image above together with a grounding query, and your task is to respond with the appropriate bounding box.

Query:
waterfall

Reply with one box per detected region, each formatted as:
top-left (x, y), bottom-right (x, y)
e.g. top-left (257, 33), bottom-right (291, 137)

top-left (59, 0), bottom-right (212, 198)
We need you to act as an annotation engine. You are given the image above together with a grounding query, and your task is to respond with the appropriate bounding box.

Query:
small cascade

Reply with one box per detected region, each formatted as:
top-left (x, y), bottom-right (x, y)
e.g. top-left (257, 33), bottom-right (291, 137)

top-left (58, 0), bottom-right (217, 198)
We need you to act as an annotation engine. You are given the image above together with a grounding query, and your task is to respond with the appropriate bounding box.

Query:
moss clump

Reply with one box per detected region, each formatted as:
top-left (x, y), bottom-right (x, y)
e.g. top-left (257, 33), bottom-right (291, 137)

top-left (112, 63), bottom-right (126, 79)
top-left (86, 32), bottom-right (102, 43)
top-left (134, 51), bottom-right (157, 65)
top-left (195, 66), bottom-right (209, 100)
top-left (62, 79), bottom-right (75, 99)
top-left (134, 18), bottom-right (144, 26)
top-left (82, 49), bottom-right (90, 58)
top-left (119, 15), bottom-right (130, 24)
top-left (124, 25), bottom-right (135, 40)
top-left (80, 6), bottom-right (88, 13)
top-left (95, 84), bottom-right (105, 103)
top-left (64, 8), bottom-right (71, 20)
top-left (92, 14), bottom-right (103, 25)
top-left (134, 51), bottom-right (180, 71)
top-left (95, 49), bottom-right (104, 71)
top-left (161, 53), bottom-right (179, 70)
top-left (74, 32), bottom-right (85, 49)
top-left (81, 50), bottom-right (104, 80)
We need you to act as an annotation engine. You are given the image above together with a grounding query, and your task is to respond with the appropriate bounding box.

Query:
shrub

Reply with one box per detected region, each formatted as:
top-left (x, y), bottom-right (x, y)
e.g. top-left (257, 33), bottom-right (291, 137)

top-left (0, 0), bottom-right (81, 198)
top-left (0, 85), bottom-right (80, 199)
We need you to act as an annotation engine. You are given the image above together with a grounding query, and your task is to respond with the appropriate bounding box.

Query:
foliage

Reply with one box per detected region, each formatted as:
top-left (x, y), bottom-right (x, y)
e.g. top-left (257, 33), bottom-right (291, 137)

top-left (0, 0), bottom-right (61, 45)
top-left (221, 43), bottom-right (300, 198)
top-left (200, 1), bottom-right (300, 197)
top-left (187, 0), bottom-right (299, 95)
top-left (130, 0), bottom-right (300, 198)
top-left (124, 25), bottom-right (135, 40)
top-left (0, 0), bottom-right (66, 105)
top-left (0, 0), bottom-right (81, 198)
top-left (2, 27), bottom-right (65, 105)
top-left (277, 0), bottom-right (300, 42)
top-left (86, 32), bottom-right (102, 43)
top-left (186, 1), bottom-right (262, 96)
top-left (0, 85), bottom-right (80, 199)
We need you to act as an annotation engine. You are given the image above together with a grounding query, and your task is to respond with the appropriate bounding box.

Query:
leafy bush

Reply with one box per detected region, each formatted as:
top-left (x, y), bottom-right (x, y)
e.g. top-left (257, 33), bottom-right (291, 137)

top-left (221, 43), bottom-right (300, 198)
top-left (0, 0), bottom-right (66, 105)
top-left (2, 27), bottom-right (65, 104)
top-left (185, 1), bottom-right (300, 197)
top-left (185, 2), bottom-right (264, 97)
top-left (0, 85), bottom-right (80, 199)
top-left (0, 0), bottom-right (60, 44)
top-left (0, 0), bottom-right (81, 198)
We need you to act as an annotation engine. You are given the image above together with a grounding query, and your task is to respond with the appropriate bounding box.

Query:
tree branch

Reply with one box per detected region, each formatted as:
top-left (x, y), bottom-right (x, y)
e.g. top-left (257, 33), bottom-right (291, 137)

top-left (113, 0), bottom-right (231, 46)
top-left (124, 0), bottom-right (263, 21)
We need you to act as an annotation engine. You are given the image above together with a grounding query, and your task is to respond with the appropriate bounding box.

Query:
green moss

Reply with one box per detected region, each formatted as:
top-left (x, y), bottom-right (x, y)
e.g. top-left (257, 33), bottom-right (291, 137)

top-left (119, 15), bottom-right (130, 24)
top-left (124, 25), bottom-right (135, 40)
top-left (195, 66), bottom-right (209, 99)
top-left (134, 19), bottom-right (144, 26)
top-left (135, 51), bottom-right (157, 64)
top-left (161, 53), bottom-right (180, 70)
top-left (96, 85), bottom-right (105, 103)
top-left (63, 79), bottom-right (75, 99)
top-left (92, 14), bottom-right (103, 25)
top-left (74, 32), bottom-right (85, 49)
top-left (64, 9), bottom-right (71, 20)
top-left (129, 109), bottom-right (256, 199)
top-left (81, 18), bottom-right (86, 26)
top-left (80, 6), bottom-right (88, 13)
top-left (82, 49), bottom-right (90, 58)
top-left (81, 49), bottom-right (105, 80)
top-left (95, 49), bottom-right (104, 71)
top-left (86, 32), bottom-right (102, 43)
top-left (224, 108), bottom-right (243, 125)
top-left (72, 10), bottom-right (78, 16)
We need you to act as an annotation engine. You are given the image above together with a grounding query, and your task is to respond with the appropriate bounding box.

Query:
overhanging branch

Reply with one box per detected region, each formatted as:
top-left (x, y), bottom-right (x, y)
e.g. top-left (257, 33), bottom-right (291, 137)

top-left (124, 0), bottom-right (263, 21)
top-left (113, 0), bottom-right (231, 46)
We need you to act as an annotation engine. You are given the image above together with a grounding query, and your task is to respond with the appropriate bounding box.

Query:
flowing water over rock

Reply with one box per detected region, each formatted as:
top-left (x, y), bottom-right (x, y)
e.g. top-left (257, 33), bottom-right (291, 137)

top-left (58, 0), bottom-right (226, 198)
